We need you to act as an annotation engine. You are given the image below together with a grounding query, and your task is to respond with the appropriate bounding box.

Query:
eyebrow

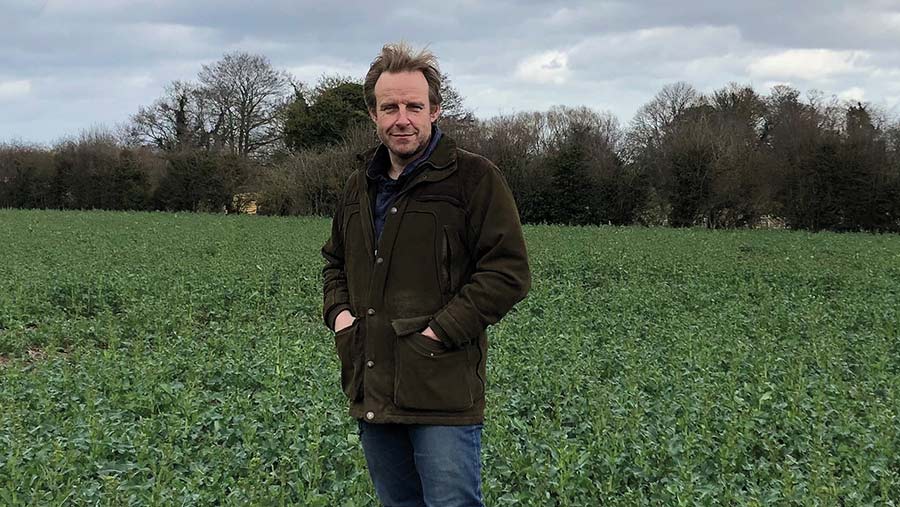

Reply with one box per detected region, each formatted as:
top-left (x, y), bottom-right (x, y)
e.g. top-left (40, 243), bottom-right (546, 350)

top-left (380, 100), bottom-right (425, 110)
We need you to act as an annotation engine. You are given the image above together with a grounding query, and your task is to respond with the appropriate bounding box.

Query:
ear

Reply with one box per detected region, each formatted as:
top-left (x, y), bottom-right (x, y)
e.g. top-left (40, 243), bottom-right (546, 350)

top-left (429, 103), bottom-right (442, 123)
top-left (369, 108), bottom-right (378, 123)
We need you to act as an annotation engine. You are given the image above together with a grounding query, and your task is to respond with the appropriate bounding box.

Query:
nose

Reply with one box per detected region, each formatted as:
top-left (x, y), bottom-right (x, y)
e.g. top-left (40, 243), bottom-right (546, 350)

top-left (395, 107), bottom-right (412, 126)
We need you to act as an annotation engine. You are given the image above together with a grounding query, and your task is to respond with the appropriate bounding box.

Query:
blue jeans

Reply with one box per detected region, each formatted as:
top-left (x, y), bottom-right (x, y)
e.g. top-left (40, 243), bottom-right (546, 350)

top-left (358, 420), bottom-right (484, 507)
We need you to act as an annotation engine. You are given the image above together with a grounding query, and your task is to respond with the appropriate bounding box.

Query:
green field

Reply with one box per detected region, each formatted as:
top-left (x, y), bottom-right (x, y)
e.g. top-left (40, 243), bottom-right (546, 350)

top-left (1, 209), bottom-right (898, 505)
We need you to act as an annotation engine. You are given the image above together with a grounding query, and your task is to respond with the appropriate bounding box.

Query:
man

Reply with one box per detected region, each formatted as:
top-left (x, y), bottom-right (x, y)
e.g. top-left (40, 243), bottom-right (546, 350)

top-left (322, 42), bottom-right (530, 506)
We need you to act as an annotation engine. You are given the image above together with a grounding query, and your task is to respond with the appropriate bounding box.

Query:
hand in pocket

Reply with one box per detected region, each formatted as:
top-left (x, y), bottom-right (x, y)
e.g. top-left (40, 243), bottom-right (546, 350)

top-left (334, 309), bottom-right (356, 333)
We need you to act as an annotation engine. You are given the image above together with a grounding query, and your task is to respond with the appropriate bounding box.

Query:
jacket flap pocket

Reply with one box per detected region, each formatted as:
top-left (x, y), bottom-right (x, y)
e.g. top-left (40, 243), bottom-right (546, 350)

top-left (414, 194), bottom-right (463, 208)
top-left (391, 315), bottom-right (433, 336)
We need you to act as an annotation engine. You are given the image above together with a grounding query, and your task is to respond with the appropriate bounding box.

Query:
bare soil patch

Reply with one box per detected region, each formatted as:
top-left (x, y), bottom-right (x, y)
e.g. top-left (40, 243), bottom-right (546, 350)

top-left (27, 347), bottom-right (45, 361)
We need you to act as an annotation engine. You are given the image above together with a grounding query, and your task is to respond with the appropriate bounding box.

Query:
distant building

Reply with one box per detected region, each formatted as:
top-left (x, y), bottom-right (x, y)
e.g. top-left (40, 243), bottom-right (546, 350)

top-left (231, 193), bottom-right (260, 215)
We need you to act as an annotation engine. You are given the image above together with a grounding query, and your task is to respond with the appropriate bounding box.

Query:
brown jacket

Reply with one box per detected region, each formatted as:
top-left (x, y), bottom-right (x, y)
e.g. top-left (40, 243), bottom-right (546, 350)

top-left (322, 134), bottom-right (530, 425)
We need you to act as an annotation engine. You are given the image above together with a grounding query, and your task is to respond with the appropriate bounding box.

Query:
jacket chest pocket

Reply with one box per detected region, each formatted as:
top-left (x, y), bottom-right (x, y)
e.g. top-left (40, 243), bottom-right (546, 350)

top-left (408, 195), bottom-right (469, 298)
top-left (341, 203), bottom-right (366, 311)
top-left (342, 203), bottom-right (362, 253)
top-left (440, 225), bottom-right (469, 296)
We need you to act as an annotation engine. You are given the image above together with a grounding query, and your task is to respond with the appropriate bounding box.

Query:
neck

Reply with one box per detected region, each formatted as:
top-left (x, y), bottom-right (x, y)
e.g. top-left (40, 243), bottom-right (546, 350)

top-left (387, 142), bottom-right (428, 180)
top-left (387, 155), bottom-right (409, 180)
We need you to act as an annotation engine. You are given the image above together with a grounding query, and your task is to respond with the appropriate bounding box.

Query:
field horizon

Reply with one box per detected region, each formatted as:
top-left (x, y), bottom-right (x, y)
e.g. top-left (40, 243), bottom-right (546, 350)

top-left (1, 208), bottom-right (898, 505)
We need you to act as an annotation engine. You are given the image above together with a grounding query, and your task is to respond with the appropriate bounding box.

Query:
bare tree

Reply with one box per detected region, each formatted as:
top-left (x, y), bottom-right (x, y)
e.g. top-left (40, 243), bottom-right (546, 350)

top-left (198, 52), bottom-right (291, 157)
top-left (128, 81), bottom-right (223, 152)
top-left (625, 82), bottom-right (700, 160)
top-left (130, 81), bottom-right (193, 150)
top-left (437, 72), bottom-right (474, 123)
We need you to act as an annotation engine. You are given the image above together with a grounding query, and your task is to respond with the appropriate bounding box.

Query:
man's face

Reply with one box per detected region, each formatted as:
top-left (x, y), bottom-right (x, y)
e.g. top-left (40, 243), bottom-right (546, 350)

top-left (370, 71), bottom-right (441, 163)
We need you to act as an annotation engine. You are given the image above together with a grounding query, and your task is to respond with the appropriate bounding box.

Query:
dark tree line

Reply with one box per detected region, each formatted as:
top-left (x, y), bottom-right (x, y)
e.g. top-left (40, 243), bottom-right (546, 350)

top-left (2, 52), bottom-right (899, 232)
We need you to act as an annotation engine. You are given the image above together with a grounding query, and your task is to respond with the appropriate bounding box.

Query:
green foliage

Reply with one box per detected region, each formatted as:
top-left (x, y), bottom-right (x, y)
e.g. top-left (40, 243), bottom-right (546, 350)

top-left (781, 138), bottom-right (844, 231)
top-left (283, 79), bottom-right (369, 152)
top-left (154, 151), bottom-right (247, 212)
top-left (668, 142), bottom-right (714, 227)
top-left (545, 126), bottom-right (599, 226)
top-left (1, 209), bottom-right (899, 505)
top-left (520, 121), bottom-right (643, 226)
top-left (108, 150), bottom-right (151, 211)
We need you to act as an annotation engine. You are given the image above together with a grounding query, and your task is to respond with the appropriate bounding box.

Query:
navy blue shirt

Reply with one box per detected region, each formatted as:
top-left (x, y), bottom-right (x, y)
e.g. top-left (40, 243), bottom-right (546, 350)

top-left (366, 125), bottom-right (443, 244)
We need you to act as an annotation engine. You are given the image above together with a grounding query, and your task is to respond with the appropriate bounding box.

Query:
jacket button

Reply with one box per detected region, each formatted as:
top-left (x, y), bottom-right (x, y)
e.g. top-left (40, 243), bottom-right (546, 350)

top-left (366, 411), bottom-right (375, 420)
top-left (366, 360), bottom-right (375, 368)
top-left (376, 257), bottom-right (384, 265)
top-left (389, 207), bottom-right (398, 214)
top-left (367, 308), bottom-right (375, 316)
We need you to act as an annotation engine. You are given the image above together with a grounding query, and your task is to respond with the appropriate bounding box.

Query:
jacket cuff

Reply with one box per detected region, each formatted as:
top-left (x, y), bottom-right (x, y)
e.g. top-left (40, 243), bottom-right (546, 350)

top-left (325, 303), bottom-right (352, 331)
top-left (427, 319), bottom-right (452, 348)
top-left (430, 312), bottom-right (470, 349)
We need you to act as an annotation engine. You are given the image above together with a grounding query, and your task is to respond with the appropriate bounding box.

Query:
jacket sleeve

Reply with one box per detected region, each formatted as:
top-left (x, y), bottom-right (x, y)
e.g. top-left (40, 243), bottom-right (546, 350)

top-left (429, 166), bottom-right (531, 348)
top-left (321, 181), bottom-right (352, 332)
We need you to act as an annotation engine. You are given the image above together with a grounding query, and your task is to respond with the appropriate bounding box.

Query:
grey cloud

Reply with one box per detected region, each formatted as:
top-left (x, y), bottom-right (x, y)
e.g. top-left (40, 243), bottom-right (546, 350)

top-left (3, 0), bottom-right (900, 143)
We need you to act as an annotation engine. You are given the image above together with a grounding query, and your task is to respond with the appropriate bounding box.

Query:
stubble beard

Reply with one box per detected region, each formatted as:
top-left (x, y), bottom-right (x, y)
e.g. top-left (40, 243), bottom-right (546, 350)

top-left (383, 128), bottom-right (430, 165)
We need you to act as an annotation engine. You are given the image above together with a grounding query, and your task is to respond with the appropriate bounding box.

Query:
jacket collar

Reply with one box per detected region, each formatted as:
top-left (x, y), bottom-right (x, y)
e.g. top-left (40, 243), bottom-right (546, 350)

top-left (426, 130), bottom-right (457, 171)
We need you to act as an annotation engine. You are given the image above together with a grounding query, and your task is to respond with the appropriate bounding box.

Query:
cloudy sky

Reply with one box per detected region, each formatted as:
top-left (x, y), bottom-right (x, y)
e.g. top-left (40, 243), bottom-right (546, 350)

top-left (3, 0), bottom-right (900, 144)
